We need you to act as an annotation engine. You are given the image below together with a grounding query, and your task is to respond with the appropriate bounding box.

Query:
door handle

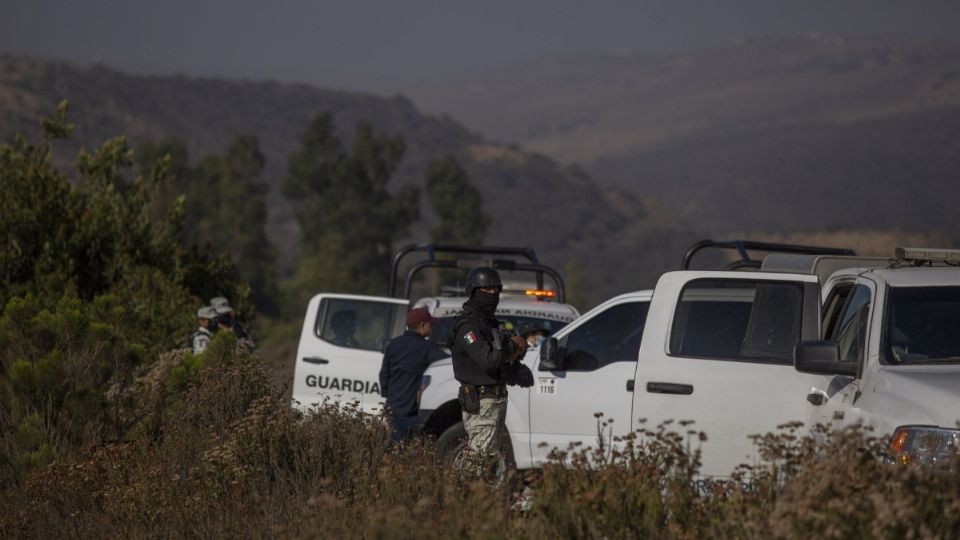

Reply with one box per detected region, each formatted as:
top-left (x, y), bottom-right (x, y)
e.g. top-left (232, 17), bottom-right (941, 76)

top-left (626, 379), bottom-right (635, 392)
top-left (302, 356), bottom-right (330, 365)
top-left (646, 382), bottom-right (694, 395)
top-left (807, 392), bottom-right (825, 406)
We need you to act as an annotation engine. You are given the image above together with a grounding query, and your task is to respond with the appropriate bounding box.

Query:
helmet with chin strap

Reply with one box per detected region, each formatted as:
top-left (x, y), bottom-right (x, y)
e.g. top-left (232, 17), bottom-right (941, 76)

top-left (464, 266), bottom-right (502, 295)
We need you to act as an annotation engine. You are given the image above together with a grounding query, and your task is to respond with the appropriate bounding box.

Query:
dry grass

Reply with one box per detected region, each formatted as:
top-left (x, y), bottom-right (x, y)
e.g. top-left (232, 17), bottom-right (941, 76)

top-left (3, 348), bottom-right (959, 539)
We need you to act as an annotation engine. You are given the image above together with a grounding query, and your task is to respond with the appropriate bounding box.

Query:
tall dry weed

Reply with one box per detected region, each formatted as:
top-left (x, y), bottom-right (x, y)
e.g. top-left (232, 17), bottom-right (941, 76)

top-left (2, 348), bottom-right (960, 538)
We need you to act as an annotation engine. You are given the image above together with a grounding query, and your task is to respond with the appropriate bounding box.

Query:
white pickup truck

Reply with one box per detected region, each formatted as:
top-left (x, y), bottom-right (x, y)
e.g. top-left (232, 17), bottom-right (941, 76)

top-left (789, 248), bottom-right (960, 466)
top-left (422, 269), bottom-right (829, 475)
top-left (419, 240), bottom-right (883, 476)
top-left (291, 244), bottom-right (578, 415)
top-left (422, 242), bottom-right (960, 474)
top-left (294, 240), bottom-right (960, 474)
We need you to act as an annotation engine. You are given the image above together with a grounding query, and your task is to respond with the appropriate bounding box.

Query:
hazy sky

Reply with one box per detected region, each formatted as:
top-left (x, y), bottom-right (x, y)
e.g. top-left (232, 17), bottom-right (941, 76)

top-left (3, 0), bottom-right (960, 93)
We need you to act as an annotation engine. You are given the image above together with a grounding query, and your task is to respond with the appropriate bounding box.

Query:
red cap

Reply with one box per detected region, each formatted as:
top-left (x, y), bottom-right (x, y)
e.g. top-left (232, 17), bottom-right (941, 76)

top-left (405, 307), bottom-right (437, 326)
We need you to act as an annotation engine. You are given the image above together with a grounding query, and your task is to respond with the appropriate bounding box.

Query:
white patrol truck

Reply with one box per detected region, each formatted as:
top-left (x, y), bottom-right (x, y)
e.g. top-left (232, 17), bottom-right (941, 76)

top-left (422, 240), bottom-right (868, 475)
top-left (419, 288), bottom-right (652, 465)
top-left (290, 245), bottom-right (578, 417)
top-left (787, 248), bottom-right (960, 467)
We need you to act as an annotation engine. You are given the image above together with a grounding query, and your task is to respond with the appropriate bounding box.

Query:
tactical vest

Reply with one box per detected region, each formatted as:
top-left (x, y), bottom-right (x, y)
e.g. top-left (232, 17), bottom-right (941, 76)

top-left (450, 306), bottom-right (504, 387)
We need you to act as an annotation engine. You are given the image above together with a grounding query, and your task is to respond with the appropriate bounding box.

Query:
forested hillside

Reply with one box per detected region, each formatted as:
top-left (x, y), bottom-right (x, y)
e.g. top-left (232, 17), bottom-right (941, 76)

top-left (0, 56), bottom-right (695, 302)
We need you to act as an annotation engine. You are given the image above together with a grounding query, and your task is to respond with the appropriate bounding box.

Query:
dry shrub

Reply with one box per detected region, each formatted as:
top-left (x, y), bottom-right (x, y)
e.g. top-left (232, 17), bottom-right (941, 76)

top-left (527, 417), bottom-right (707, 538)
top-left (3, 350), bottom-right (960, 539)
top-left (749, 424), bottom-right (960, 539)
top-left (0, 346), bottom-right (513, 538)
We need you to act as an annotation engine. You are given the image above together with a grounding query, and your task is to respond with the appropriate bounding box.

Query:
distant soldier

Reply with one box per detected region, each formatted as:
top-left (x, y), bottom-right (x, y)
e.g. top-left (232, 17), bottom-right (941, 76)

top-left (210, 296), bottom-right (255, 349)
top-left (192, 306), bottom-right (219, 355)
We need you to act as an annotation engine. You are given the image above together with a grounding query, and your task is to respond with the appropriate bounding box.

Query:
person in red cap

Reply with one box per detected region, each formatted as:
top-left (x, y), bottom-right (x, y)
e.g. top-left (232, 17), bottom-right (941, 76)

top-left (378, 306), bottom-right (449, 442)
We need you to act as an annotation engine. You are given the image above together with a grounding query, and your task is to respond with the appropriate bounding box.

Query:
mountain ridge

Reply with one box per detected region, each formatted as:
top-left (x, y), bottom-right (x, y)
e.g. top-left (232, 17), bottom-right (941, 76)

top-left (409, 35), bottom-right (960, 240)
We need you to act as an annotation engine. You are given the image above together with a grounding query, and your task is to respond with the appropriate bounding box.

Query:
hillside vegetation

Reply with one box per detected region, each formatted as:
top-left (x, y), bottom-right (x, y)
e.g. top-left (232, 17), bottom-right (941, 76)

top-left (0, 56), bottom-right (695, 302)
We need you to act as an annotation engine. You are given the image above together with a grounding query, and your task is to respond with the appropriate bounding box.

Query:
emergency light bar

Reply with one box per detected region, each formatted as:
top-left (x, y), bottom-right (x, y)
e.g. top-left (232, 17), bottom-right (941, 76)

top-left (895, 247), bottom-right (960, 264)
top-left (525, 289), bottom-right (556, 298)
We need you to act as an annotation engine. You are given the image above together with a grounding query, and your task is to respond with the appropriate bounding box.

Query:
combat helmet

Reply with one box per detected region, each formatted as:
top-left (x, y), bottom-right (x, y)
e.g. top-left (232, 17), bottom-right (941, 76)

top-left (464, 266), bottom-right (503, 295)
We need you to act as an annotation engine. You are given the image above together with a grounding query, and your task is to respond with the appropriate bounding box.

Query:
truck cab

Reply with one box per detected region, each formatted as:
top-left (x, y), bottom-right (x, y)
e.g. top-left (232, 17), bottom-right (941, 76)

top-left (419, 289), bottom-right (649, 468)
top-left (794, 248), bottom-right (960, 466)
top-left (421, 239), bottom-right (861, 474)
top-left (291, 244), bottom-right (578, 421)
top-left (437, 266), bottom-right (824, 475)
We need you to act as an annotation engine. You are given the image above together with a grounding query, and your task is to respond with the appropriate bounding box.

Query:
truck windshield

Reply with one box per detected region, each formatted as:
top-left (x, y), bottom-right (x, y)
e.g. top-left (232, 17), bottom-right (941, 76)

top-left (429, 316), bottom-right (569, 347)
top-left (885, 286), bottom-right (960, 364)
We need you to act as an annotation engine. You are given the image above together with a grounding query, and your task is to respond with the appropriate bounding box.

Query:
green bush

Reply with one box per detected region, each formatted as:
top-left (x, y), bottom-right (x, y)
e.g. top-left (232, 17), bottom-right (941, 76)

top-left (0, 102), bottom-right (250, 482)
top-left (0, 294), bottom-right (143, 481)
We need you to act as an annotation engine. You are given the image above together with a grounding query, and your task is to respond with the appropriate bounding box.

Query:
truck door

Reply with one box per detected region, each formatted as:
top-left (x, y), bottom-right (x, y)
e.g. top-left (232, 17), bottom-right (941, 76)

top-left (292, 294), bottom-right (409, 414)
top-left (528, 297), bottom-right (650, 465)
top-left (632, 271), bottom-right (823, 477)
top-left (806, 280), bottom-right (876, 429)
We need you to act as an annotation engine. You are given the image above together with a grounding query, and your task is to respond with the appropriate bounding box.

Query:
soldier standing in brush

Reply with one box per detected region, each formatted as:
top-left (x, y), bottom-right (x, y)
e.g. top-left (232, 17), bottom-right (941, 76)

top-left (450, 266), bottom-right (532, 477)
top-left (210, 296), bottom-right (255, 350)
top-left (192, 306), bottom-right (219, 355)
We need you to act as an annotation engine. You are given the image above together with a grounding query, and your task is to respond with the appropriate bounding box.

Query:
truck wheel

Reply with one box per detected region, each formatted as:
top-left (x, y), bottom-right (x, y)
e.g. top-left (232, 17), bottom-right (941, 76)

top-left (436, 422), bottom-right (516, 472)
top-left (436, 421), bottom-right (469, 466)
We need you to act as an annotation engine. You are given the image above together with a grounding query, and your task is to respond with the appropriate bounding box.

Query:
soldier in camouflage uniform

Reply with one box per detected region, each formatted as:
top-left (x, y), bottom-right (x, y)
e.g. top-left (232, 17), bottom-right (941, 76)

top-left (210, 296), bottom-right (255, 350)
top-left (450, 267), bottom-right (533, 477)
top-left (192, 306), bottom-right (218, 355)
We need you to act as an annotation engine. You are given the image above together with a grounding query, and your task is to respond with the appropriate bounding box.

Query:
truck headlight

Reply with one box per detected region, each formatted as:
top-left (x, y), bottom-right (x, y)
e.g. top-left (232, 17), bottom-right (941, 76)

top-left (889, 426), bottom-right (960, 466)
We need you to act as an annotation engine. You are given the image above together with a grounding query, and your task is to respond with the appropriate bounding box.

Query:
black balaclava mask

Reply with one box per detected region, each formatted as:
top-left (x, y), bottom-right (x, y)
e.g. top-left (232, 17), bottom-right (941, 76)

top-left (467, 289), bottom-right (500, 317)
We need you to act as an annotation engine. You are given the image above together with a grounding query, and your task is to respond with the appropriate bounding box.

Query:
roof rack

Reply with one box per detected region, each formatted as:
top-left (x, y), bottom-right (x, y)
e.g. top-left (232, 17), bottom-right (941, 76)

top-left (388, 244), bottom-right (566, 302)
top-left (761, 254), bottom-right (890, 283)
top-left (681, 239), bottom-right (856, 271)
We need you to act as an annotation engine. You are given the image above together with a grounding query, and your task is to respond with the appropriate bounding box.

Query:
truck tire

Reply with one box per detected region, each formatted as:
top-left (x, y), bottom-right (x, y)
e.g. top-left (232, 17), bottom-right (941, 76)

top-left (436, 421), bottom-right (515, 471)
top-left (436, 421), bottom-right (469, 466)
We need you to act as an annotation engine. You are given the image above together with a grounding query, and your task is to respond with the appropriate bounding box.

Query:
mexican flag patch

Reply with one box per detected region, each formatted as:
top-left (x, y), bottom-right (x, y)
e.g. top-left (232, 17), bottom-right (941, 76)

top-left (463, 331), bottom-right (477, 345)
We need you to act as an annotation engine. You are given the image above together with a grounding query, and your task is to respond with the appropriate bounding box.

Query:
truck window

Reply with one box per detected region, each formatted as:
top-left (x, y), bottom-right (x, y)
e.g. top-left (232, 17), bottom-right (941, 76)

top-left (821, 283), bottom-right (854, 339)
top-left (315, 298), bottom-right (406, 352)
top-left (884, 286), bottom-right (960, 365)
top-left (669, 279), bottom-right (804, 363)
top-left (830, 285), bottom-right (871, 365)
top-left (560, 301), bottom-right (649, 372)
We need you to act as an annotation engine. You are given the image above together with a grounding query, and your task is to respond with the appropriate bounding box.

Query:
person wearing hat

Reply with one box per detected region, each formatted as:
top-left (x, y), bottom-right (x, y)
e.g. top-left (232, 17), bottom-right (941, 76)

top-left (192, 306), bottom-right (219, 355)
top-left (209, 296), bottom-right (254, 347)
top-left (378, 307), bottom-right (449, 442)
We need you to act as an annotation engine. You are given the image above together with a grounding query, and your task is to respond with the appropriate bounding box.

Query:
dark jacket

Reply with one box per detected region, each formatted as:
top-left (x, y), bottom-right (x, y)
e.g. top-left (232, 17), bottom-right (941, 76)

top-left (379, 330), bottom-right (449, 418)
top-left (451, 304), bottom-right (518, 386)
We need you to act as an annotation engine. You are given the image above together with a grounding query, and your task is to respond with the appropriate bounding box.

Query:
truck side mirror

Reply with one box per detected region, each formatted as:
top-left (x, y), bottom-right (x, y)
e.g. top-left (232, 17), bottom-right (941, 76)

top-left (539, 337), bottom-right (564, 371)
top-left (794, 340), bottom-right (856, 377)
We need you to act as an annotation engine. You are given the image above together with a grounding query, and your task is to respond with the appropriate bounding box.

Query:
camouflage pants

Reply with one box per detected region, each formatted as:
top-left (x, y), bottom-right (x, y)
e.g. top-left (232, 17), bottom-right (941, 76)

top-left (462, 396), bottom-right (508, 459)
